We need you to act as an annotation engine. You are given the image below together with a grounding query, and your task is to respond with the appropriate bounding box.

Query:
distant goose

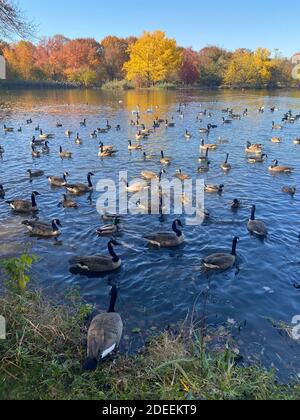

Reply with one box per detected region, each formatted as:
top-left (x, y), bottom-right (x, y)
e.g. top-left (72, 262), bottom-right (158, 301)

top-left (59, 146), bottom-right (72, 159)
top-left (70, 240), bottom-right (122, 273)
top-left (99, 142), bottom-right (115, 152)
top-left (26, 118), bottom-right (33, 125)
top-left (247, 205), bottom-right (268, 237)
top-left (0, 145), bottom-right (4, 155)
top-left (99, 146), bottom-right (118, 157)
top-left (56, 122), bottom-right (63, 128)
top-left (165, 119), bottom-right (175, 127)
top-left (293, 138), bottom-right (300, 145)
top-left (245, 142), bottom-right (262, 153)
top-left (39, 130), bottom-right (54, 140)
top-left (200, 139), bottom-right (217, 151)
top-left (202, 237), bottom-right (239, 271)
top-left (83, 286), bottom-right (123, 371)
top-left (22, 219), bottom-right (62, 238)
top-left (128, 140), bottom-right (142, 151)
top-left (248, 154), bottom-right (267, 164)
top-left (0, 184), bottom-right (5, 199)
top-left (141, 169), bottom-right (166, 181)
top-left (199, 125), bottom-right (211, 134)
top-left (268, 160), bottom-right (293, 173)
top-left (205, 184), bottom-right (224, 194)
top-left (59, 194), bottom-right (78, 208)
top-left (271, 137), bottom-right (282, 143)
top-left (31, 146), bottom-right (41, 158)
top-left (220, 153), bottom-right (231, 172)
top-left (75, 133), bottom-right (83, 145)
top-left (65, 129), bottom-right (72, 137)
top-left (160, 151), bottom-right (172, 165)
top-left (197, 161), bottom-right (211, 173)
top-left (222, 117), bottom-right (232, 124)
top-left (42, 141), bottom-right (50, 153)
top-left (121, 178), bottom-right (148, 193)
top-left (27, 169), bottom-right (44, 178)
top-left (272, 121), bottom-right (283, 130)
top-left (90, 130), bottom-right (97, 139)
top-left (282, 186), bottom-right (297, 197)
top-left (198, 148), bottom-right (209, 164)
top-left (6, 191), bottom-right (40, 213)
top-left (184, 130), bottom-right (192, 139)
top-left (144, 220), bottom-right (185, 248)
top-left (4, 125), bottom-right (14, 132)
top-left (66, 172), bottom-right (94, 195)
top-left (231, 199), bottom-right (241, 211)
top-left (80, 118), bottom-right (87, 127)
top-left (48, 172), bottom-right (69, 187)
top-left (174, 169), bottom-right (189, 181)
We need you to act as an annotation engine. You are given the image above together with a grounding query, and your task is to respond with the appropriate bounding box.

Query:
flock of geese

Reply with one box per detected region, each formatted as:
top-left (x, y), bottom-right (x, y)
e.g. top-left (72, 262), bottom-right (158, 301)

top-left (0, 101), bottom-right (299, 371)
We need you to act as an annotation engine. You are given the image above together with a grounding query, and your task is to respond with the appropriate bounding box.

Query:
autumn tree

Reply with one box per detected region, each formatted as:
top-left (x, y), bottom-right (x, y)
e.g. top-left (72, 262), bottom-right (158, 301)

top-left (224, 48), bottom-right (275, 88)
top-left (101, 36), bottom-right (136, 81)
top-left (124, 30), bottom-right (182, 87)
top-left (3, 40), bottom-right (43, 80)
top-left (198, 46), bottom-right (230, 87)
top-left (178, 47), bottom-right (199, 85)
top-left (35, 35), bottom-right (70, 80)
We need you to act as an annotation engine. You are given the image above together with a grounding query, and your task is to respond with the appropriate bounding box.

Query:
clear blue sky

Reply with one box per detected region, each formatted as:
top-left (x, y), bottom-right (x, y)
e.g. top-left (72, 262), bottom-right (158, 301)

top-left (19, 0), bottom-right (299, 57)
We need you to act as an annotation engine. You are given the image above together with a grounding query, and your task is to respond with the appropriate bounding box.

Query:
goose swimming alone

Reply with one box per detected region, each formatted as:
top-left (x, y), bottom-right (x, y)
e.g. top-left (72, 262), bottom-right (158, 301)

top-left (144, 220), bottom-right (185, 248)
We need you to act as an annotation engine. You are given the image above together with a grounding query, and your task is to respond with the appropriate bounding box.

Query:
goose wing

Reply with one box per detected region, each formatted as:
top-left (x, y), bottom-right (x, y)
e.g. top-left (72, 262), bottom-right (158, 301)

top-left (70, 255), bottom-right (116, 272)
top-left (247, 220), bottom-right (268, 236)
top-left (7, 199), bottom-right (32, 211)
top-left (203, 253), bottom-right (235, 269)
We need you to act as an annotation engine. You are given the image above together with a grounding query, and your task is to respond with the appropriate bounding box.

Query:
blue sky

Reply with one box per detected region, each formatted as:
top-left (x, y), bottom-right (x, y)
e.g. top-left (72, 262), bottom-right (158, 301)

top-left (20, 0), bottom-right (299, 57)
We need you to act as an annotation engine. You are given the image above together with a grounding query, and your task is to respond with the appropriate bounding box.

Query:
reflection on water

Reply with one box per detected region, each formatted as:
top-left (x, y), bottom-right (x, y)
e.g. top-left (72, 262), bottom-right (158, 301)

top-left (1, 88), bottom-right (300, 381)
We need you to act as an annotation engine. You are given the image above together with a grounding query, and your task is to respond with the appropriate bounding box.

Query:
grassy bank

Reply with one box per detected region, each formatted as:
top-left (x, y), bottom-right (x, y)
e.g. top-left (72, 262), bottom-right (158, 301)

top-left (101, 80), bottom-right (134, 91)
top-left (0, 288), bottom-right (299, 400)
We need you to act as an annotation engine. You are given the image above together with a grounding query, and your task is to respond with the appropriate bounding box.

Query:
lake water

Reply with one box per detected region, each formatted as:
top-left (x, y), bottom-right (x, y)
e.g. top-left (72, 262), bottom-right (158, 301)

top-left (1, 88), bottom-right (300, 381)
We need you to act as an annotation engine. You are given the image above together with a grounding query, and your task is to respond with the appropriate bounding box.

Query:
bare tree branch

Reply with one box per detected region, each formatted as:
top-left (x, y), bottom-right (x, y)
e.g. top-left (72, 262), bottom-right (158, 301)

top-left (0, 0), bottom-right (35, 40)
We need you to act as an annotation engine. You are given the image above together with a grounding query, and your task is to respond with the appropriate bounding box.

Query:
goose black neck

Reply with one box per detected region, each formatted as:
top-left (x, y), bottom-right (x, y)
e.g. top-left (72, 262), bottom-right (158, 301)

top-left (52, 220), bottom-right (58, 231)
top-left (251, 206), bottom-right (256, 221)
top-left (108, 287), bottom-right (118, 313)
top-left (225, 154), bottom-right (229, 164)
top-left (172, 220), bottom-right (182, 237)
top-left (108, 242), bottom-right (119, 263)
top-left (87, 175), bottom-right (93, 187)
top-left (231, 238), bottom-right (238, 256)
top-left (31, 194), bottom-right (37, 207)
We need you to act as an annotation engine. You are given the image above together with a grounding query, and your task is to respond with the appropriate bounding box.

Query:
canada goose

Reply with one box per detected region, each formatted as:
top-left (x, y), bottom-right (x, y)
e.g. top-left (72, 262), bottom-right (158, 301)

top-left (165, 119), bottom-right (175, 128)
top-left (116, 124), bottom-right (121, 131)
top-left (200, 139), bottom-right (217, 151)
top-left (128, 140), bottom-right (142, 151)
top-left (31, 146), bottom-right (41, 158)
top-left (106, 120), bottom-right (111, 130)
top-left (26, 118), bottom-right (33, 125)
top-left (90, 130), bottom-right (97, 139)
top-left (202, 237), bottom-right (239, 271)
top-left (80, 118), bottom-right (87, 127)
top-left (0, 145), bottom-right (4, 155)
top-left (22, 219), bottom-right (62, 238)
top-left (272, 121), bottom-right (282, 130)
top-left (59, 194), bottom-right (78, 208)
top-left (99, 142), bottom-right (115, 152)
top-left (70, 240), bottom-right (122, 273)
top-left (75, 133), bottom-right (82, 145)
top-left (141, 169), bottom-right (166, 181)
top-left (282, 187), bottom-right (297, 197)
top-left (83, 285), bottom-right (123, 371)
top-left (245, 142), bottom-right (262, 153)
top-left (6, 191), bottom-right (40, 213)
top-left (136, 199), bottom-right (152, 213)
top-left (220, 153), bottom-right (231, 172)
top-left (205, 184), bottom-right (224, 194)
top-left (248, 154), bottom-right (268, 164)
top-left (66, 172), bottom-right (94, 195)
top-left (268, 160), bottom-right (293, 173)
top-left (222, 117), bottom-right (232, 124)
top-left (271, 137), bottom-right (282, 143)
top-left (97, 127), bottom-right (108, 134)
top-left (144, 220), bottom-right (185, 248)
top-left (31, 136), bottom-right (45, 146)
top-left (48, 172), bottom-right (69, 187)
top-left (184, 130), bottom-right (192, 139)
top-left (143, 152), bottom-right (154, 161)
top-left (293, 138), bottom-right (300, 145)
top-left (197, 161), bottom-right (211, 173)
top-left (231, 199), bottom-right (241, 211)
top-left (59, 146), bottom-right (72, 159)
top-left (0, 185), bottom-right (5, 199)
top-left (199, 125), bottom-right (211, 134)
top-left (174, 169), bottom-right (189, 181)
top-left (160, 151), bottom-right (172, 165)
top-left (96, 218), bottom-right (121, 236)
top-left (56, 122), bottom-right (63, 128)
top-left (198, 148), bottom-right (209, 164)
top-left (247, 205), bottom-right (268, 237)
top-left (4, 125), bottom-right (14, 132)
top-left (65, 129), bottom-right (72, 137)
top-left (99, 146), bottom-right (118, 157)
top-left (27, 169), bottom-right (44, 178)
top-left (42, 141), bottom-right (50, 153)
top-left (39, 130), bottom-right (54, 140)
top-left (17, 127), bottom-right (22, 132)
top-left (135, 131), bottom-right (145, 141)
top-left (102, 210), bottom-right (122, 222)
top-left (121, 178), bottom-right (148, 193)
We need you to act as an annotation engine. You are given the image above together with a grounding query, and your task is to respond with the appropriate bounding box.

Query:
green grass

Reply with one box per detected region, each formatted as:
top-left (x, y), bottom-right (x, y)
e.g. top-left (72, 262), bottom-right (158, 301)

top-left (101, 79), bottom-right (134, 91)
top-left (0, 289), bottom-right (299, 400)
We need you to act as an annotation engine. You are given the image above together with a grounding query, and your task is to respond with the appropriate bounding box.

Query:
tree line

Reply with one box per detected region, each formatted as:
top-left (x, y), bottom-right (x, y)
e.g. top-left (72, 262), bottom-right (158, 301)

top-left (0, 30), bottom-right (298, 88)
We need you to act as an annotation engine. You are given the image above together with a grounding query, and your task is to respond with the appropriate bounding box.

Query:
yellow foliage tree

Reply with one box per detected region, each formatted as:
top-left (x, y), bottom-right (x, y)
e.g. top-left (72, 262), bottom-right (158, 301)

top-left (224, 48), bottom-right (275, 87)
top-left (124, 30), bottom-right (182, 86)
